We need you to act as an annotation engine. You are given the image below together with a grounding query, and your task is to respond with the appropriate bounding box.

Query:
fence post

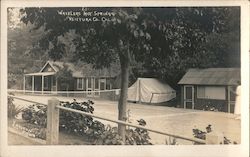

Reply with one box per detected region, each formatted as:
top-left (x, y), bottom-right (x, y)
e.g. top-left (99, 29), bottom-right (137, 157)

top-left (46, 98), bottom-right (60, 145)
top-left (206, 132), bottom-right (224, 144)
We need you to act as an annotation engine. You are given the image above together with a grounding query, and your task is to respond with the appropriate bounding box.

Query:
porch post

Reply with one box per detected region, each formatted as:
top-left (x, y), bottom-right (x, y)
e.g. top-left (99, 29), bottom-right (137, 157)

top-left (192, 86), bottom-right (194, 109)
top-left (183, 85), bottom-right (186, 109)
top-left (42, 75), bottom-right (44, 95)
top-left (138, 79), bottom-right (141, 103)
top-left (32, 75), bottom-right (35, 93)
top-left (98, 78), bottom-right (101, 96)
top-left (227, 86), bottom-right (230, 113)
top-left (23, 75), bottom-right (26, 93)
top-left (51, 76), bottom-right (53, 94)
top-left (91, 77), bottom-right (94, 97)
top-left (56, 77), bottom-right (58, 94)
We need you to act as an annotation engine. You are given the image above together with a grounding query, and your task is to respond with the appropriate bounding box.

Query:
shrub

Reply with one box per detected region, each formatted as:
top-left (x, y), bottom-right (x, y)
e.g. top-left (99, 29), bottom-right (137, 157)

top-left (20, 99), bottom-right (152, 145)
top-left (125, 119), bottom-right (152, 145)
top-left (8, 93), bottom-right (23, 119)
top-left (94, 119), bottom-right (152, 145)
top-left (192, 124), bottom-right (237, 144)
top-left (22, 104), bottom-right (47, 127)
top-left (21, 99), bottom-right (98, 140)
top-left (202, 101), bottom-right (222, 111)
top-left (95, 125), bottom-right (124, 145)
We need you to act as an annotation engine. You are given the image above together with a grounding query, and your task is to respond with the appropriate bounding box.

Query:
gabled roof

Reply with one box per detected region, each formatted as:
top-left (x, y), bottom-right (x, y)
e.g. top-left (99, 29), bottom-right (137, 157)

top-left (39, 61), bottom-right (120, 78)
top-left (40, 61), bottom-right (58, 73)
top-left (178, 68), bottom-right (240, 85)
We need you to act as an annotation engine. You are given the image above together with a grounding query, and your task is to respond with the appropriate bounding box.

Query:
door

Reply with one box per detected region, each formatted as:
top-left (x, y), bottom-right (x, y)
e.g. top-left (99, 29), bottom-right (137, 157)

top-left (228, 86), bottom-right (237, 113)
top-left (86, 77), bottom-right (93, 97)
top-left (94, 78), bottom-right (100, 97)
top-left (184, 85), bottom-right (194, 109)
top-left (86, 77), bottom-right (100, 97)
top-left (51, 76), bottom-right (57, 94)
top-left (100, 79), bottom-right (106, 90)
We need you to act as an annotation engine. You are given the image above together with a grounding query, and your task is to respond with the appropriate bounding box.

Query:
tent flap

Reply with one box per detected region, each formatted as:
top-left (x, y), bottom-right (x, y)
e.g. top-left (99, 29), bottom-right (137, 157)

top-left (127, 78), bottom-right (176, 103)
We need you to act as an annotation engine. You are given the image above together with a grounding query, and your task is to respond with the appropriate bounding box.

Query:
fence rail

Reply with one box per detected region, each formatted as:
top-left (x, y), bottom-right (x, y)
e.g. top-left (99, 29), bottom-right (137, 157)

top-left (8, 95), bottom-right (48, 106)
top-left (8, 88), bottom-right (122, 94)
top-left (7, 94), bottom-right (208, 145)
top-left (57, 105), bottom-right (206, 144)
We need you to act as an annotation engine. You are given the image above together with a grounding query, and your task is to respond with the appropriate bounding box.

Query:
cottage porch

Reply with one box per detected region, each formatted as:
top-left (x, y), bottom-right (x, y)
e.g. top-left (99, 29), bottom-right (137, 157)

top-left (24, 72), bottom-right (57, 94)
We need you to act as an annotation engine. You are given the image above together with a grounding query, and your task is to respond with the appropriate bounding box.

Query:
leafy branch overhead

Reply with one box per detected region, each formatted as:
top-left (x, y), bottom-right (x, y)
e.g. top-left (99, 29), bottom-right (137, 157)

top-left (17, 7), bottom-right (240, 141)
top-left (19, 7), bottom-right (240, 80)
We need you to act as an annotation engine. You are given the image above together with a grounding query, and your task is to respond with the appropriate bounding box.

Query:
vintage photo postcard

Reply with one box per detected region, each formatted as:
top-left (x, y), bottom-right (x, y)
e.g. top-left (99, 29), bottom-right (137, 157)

top-left (0, 0), bottom-right (249, 157)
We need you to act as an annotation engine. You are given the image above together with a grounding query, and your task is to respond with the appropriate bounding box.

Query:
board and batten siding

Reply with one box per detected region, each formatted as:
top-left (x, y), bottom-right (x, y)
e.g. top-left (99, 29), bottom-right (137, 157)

top-left (194, 85), bottom-right (228, 111)
top-left (180, 85), bottom-right (236, 113)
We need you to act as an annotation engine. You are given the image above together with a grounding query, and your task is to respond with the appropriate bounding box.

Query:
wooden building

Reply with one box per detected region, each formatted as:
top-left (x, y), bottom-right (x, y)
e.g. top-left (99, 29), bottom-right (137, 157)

top-left (23, 61), bottom-right (120, 99)
top-left (178, 68), bottom-right (240, 113)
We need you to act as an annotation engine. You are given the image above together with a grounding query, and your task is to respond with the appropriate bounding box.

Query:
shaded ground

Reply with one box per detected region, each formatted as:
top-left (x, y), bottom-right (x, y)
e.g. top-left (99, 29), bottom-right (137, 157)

top-left (9, 132), bottom-right (41, 145)
top-left (9, 93), bottom-right (241, 145)
top-left (8, 125), bottom-right (90, 145)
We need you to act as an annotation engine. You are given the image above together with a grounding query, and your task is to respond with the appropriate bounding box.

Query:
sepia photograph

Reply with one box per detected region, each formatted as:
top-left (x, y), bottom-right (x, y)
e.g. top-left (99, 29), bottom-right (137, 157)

top-left (0, 0), bottom-right (249, 157)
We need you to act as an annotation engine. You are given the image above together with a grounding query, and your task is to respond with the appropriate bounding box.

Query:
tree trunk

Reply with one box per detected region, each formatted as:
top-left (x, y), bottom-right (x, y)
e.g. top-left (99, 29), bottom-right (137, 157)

top-left (118, 59), bottom-right (129, 143)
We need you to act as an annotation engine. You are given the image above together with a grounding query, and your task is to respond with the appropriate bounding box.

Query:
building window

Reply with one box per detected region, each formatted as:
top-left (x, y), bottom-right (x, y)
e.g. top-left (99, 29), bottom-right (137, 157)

top-left (87, 77), bottom-right (92, 89)
top-left (197, 86), bottom-right (226, 100)
top-left (95, 78), bottom-right (99, 89)
top-left (77, 78), bottom-right (84, 90)
top-left (197, 86), bottom-right (205, 98)
top-left (86, 78), bottom-right (93, 96)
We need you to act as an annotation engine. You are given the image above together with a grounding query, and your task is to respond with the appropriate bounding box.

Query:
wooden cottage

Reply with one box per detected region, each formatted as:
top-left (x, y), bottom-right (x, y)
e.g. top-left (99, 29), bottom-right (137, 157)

top-left (178, 68), bottom-right (240, 113)
top-left (23, 61), bottom-right (120, 99)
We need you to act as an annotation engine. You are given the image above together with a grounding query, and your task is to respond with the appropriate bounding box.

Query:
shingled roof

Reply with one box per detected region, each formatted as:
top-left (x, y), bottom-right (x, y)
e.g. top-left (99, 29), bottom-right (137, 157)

top-left (178, 68), bottom-right (240, 85)
top-left (42, 61), bottom-right (120, 78)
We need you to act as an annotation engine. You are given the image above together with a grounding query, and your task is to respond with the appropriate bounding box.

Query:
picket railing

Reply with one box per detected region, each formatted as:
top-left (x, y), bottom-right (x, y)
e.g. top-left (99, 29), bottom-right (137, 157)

top-left (8, 95), bottom-right (209, 145)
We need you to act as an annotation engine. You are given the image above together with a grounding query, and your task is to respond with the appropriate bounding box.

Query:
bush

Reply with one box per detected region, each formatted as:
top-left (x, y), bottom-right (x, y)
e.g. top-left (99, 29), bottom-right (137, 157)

top-left (21, 99), bottom-right (99, 140)
top-left (202, 101), bottom-right (222, 111)
top-left (95, 125), bottom-right (123, 145)
top-left (192, 124), bottom-right (237, 144)
top-left (21, 99), bottom-right (152, 145)
top-left (22, 104), bottom-right (47, 127)
top-left (8, 93), bottom-right (23, 119)
top-left (125, 119), bottom-right (152, 145)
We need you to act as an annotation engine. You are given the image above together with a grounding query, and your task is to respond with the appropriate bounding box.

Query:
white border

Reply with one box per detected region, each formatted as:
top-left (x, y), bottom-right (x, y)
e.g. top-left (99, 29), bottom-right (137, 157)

top-left (1, 1), bottom-right (249, 157)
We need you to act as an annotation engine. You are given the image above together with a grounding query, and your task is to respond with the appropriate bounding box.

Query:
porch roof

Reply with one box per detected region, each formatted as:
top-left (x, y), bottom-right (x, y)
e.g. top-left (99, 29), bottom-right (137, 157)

top-left (25, 72), bottom-right (56, 76)
top-left (178, 68), bottom-right (240, 86)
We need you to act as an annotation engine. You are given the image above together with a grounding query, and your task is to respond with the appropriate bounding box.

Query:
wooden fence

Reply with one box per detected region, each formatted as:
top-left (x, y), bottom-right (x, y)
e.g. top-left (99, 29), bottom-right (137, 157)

top-left (8, 95), bottom-right (218, 145)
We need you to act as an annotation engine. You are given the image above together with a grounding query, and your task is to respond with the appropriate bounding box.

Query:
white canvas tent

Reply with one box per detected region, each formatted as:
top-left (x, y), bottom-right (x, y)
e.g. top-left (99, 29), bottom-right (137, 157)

top-left (127, 78), bottom-right (176, 103)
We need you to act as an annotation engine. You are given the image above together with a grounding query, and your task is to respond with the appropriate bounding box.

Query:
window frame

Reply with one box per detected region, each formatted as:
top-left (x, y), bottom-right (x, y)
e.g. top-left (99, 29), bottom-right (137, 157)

top-left (197, 86), bottom-right (206, 99)
top-left (76, 78), bottom-right (84, 90)
top-left (197, 86), bottom-right (226, 100)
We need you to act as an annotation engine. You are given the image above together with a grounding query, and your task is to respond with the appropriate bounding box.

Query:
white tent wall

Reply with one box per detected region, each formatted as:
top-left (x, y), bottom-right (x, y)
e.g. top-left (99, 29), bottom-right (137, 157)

top-left (127, 80), bottom-right (139, 102)
top-left (127, 78), bottom-right (176, 103)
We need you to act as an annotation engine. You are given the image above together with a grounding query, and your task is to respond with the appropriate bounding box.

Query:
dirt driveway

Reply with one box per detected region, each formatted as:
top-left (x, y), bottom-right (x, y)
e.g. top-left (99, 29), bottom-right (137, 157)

top-left (10, 94), bottom-right (241, 145)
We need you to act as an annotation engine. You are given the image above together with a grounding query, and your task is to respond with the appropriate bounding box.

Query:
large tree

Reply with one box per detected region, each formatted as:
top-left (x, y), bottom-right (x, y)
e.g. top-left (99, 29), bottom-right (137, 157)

top-left (20, 7), bottom-right (153, 141)
top-left (18, 7), bottom-right (240, 142)
top-left (133, 7), bottom-right (240, 88)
